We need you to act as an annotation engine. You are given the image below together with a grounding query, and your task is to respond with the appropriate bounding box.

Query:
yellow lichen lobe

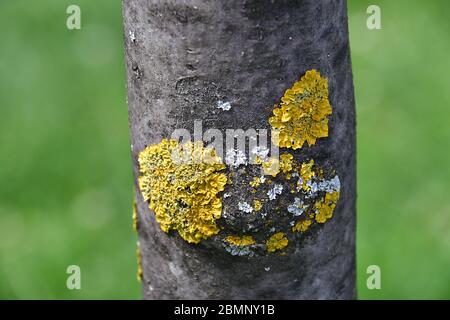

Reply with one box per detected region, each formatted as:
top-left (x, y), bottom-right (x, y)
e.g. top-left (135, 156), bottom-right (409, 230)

top-left (253, 199), bottom-right (262, 211)
top-left (136, 245), bottom-right (143, 282)
top-left (132, 199), bottom-right (138, 232)
top-left (225, 235), bottom-right (256, 246)
top-left (292, 219), bottom-right (312, 233)
top-left (315, 191), bottom-right (340, 223)
top-left (299, 159), bottom-right (315, 191)
top-left (279, 153), bottom-right (294, 174)
top-left (262, 157), bottom-right (280, 177)
top-left (138, 139), bottom-right (227, 244)
top-left (266, 232), bottom-right (289, 252)
top-left (269, 69), bottom-right (332, 149)
top-left (250, 176), bottom-right (261, 188)
top-left (254, 155), bottom-right (263, 165)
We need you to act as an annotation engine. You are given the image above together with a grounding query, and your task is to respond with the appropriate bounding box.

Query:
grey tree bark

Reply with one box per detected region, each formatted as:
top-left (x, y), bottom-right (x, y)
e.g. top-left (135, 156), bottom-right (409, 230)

top-left (123, 0), bottom-right (356, 299)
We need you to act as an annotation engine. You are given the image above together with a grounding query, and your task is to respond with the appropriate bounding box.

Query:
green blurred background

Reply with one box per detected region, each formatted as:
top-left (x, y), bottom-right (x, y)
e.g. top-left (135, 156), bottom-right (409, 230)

top-left (0, 0), bottom-right (449, 299)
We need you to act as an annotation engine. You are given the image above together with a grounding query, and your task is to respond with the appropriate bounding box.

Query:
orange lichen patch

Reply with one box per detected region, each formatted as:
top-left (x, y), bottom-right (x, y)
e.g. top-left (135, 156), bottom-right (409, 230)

top-left (253, 199), bottom-right (262, 211)
top-left (269, 69), bottom-right (332, 149)
top-left (262, 157), bottom-right (280, 177)
top-left (279, 153), bottom-right (294, 174)
top-left (138, 139), bottom-right (227, 244)
top-left (225, 235), bottom-right (256, 246)
top-left (315, 191), bottom-right (340, 223)
top-left (266, 232), bottom-right (289, 252)
top-left (298, 159), bottom-right (315, 191)
top-left (292, 219), bottom-right (312, 233)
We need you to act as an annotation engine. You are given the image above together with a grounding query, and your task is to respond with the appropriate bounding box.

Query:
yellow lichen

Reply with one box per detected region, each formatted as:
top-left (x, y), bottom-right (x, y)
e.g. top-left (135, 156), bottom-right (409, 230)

top-left (132, 200), bottom-right (138, 232)
top-left (292, 219), bottom-right (312, 233)
top-left (254, 199), bottom-right (262, 211)
top-left (254, 155), bottom-right (263, 165)
top-left (269, 69), bottom-right (332, 149)
top-left (266, 232), bottom-right (289, 252)
top-left (262, 157), bottom-right (280, 177)
top-left (279, 153), bottom-right (294, 173)
top-left (315, 191), bottom-right (340, 223)
top-left (250, 176), bottom-right (261, 188)
top-left (136, 244), bottom-right (143, 282)
top-left (298, 159), bottom-right (315, 191)
top-left (138, 139), bottom-right (227, 244)
top-left (225, 235), bottom-right (256, 246)
top-left (135, 69), bottom-right (340, 255)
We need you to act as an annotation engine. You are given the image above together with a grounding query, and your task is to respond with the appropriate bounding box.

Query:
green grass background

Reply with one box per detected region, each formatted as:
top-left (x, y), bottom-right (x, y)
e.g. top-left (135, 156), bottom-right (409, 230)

top-left (0, 0), bottom-right (449, 299)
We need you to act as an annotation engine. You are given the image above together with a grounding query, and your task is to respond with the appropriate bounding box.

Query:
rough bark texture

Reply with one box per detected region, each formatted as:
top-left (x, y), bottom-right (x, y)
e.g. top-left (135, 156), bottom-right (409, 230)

top-left (123, 0), bottom-right (356, 299)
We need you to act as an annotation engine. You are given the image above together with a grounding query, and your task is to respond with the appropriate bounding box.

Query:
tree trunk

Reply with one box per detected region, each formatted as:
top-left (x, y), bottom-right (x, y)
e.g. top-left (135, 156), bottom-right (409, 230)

top-left (123, 0), bottom-right (356, 299)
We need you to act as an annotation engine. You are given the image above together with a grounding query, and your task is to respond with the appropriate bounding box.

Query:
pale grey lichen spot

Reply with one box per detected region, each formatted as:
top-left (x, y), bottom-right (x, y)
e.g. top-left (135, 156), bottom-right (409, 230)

top-left (307, 180), bottom-right (319, 194)
top-left (251, 146), bottom-right (270, 161)
top-left (306, 175), bottom-right (341, 197)
top-left (320, 175), bottom-right (341, 193)
top-left (222, 241), bottom-right (259, 257)
top-left (287, 197), bottom-right (305, 216)
top-left (267, 184), bottom-right (283, 200)
top-left (238, 201), bottom-right (253, 213)
top-left (216, 100), bottom-right (231, 111)
top-left (260, 175), bottom-right (266, 184)
top-left (225, 149), bottom-right (247, 167)
top-left (296, 177), bottom-right (304, 192)
top-left (129, 30), bottom-right (136, 43)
